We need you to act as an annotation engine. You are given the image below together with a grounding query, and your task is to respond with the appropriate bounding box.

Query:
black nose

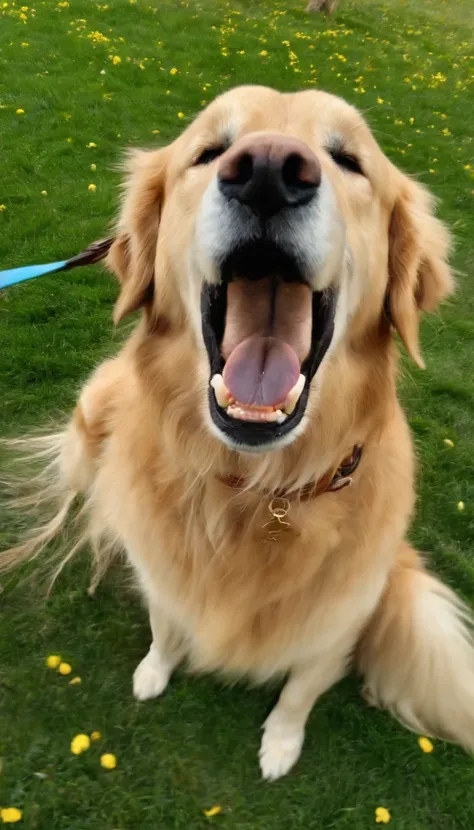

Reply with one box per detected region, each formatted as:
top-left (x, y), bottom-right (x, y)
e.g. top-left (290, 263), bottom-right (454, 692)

top-left (218, 134), bottom-right (321, 218)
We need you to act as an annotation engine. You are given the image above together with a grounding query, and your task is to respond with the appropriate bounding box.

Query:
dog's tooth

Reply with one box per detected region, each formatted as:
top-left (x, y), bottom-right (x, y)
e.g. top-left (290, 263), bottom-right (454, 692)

top-left (210, 374), bottom-right (233, 408)
top-left (275, 410), bottom-right (287, 424)
top-left (282, 374), bottom-right (305, 415)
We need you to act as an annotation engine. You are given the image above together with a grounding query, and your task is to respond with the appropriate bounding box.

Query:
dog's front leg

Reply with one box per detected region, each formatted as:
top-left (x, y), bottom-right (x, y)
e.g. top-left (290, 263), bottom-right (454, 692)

top-left (259, 649), bottom-right (349, 781)
top-left (133, 603), bottom-right (186, 701)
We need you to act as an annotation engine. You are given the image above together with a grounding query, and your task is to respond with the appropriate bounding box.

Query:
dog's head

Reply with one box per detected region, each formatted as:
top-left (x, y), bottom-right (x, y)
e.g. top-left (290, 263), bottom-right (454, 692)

top-left (108, 86), bottom-right (453, 454)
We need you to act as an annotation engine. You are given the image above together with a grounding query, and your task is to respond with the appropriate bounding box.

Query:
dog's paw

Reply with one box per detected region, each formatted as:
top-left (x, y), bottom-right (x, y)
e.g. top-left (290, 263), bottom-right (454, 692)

top-left (259, 711), bottom-right (304, 781)
top-left (133, 648), bottom-right (170, 701)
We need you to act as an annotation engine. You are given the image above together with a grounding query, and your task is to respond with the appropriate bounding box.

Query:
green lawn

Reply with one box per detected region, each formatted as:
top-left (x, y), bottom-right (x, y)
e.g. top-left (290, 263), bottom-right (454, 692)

top-left (1, 0), bottom-right (474, 827)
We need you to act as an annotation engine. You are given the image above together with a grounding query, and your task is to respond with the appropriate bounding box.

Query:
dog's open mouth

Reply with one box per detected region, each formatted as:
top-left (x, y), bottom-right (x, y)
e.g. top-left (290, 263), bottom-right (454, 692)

top-left (201, 241), bottom-right (337, 449)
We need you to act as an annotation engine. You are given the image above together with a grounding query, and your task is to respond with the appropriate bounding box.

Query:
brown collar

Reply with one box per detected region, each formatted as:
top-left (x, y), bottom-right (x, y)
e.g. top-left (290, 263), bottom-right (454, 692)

top-left (218, 444), bottom-right (363, 502)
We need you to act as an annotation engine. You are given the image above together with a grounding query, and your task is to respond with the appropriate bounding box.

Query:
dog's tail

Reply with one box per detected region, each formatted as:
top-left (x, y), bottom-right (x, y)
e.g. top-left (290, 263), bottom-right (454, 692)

top-left (0, 399), bottom-right (117, 593)
top-left (357, 544), bottom-right (474, 750)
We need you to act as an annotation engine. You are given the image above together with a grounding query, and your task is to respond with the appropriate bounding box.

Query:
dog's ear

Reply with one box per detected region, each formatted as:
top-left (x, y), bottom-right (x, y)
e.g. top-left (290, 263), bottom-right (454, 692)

top-left (387, 178), bottom-right (454, 367)
top-left (107, 148), bottom-right (168, 324)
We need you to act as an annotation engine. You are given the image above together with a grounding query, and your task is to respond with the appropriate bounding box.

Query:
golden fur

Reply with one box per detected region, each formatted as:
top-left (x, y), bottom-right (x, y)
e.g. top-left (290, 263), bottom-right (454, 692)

top-left (4, 86), bottom-right (474, 781)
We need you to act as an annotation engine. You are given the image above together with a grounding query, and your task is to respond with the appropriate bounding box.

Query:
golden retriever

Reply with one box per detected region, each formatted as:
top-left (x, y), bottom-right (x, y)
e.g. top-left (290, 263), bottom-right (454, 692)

top-left (4, 85), bottom-right (474, 782)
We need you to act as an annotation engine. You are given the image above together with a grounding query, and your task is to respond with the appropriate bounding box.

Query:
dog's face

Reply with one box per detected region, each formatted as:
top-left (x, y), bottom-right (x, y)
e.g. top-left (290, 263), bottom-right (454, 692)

top-left (109, 86), bottom-right (452, 454)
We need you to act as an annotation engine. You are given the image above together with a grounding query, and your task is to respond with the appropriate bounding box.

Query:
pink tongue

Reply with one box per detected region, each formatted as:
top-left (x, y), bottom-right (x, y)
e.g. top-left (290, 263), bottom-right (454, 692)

top-left (222, 335), bottom-right (300, 408)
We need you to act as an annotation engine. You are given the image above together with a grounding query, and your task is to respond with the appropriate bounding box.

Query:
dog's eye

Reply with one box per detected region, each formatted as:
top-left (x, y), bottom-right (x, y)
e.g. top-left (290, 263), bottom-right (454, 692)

top-left (194, 146), bottom-right (226, 165)
top-left (328, 149), bottom-right (364, 176)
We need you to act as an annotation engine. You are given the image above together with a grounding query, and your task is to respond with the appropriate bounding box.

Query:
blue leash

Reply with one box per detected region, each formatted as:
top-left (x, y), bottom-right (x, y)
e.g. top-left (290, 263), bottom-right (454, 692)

top-left (0, 237), bottom-right (114, 291)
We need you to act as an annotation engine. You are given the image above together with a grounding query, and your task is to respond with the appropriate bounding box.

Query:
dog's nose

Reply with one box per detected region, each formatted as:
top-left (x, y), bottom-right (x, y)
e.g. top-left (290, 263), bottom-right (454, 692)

top-left (218, 134), bottom-right (321, 218)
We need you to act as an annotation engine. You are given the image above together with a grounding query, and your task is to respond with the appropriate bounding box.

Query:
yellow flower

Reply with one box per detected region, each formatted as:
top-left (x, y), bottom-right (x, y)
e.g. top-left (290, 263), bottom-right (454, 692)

top-left (418, 736), bottom-right (434, 753)
top-left (88, 183), bottom-right (97, 192)
top-left (151, 129), bottom-right (160, 134)
top-left (377, 97), bottom-right (384, 104)
top-left (111, 55), bottom-right (121, 65)
top-left (16, 108), bottom-right (25, 115)
top-left (409, 117), bottom-right (415, 125)
top-left (90, 730), bottom-right (101, 741)
top-left (41, 190), bottom-right (48, 196)
top-left (57, 1), bottom-right (69, 7)
top-left (100, 753), bottom-right (117, 769)
top-left (169, 67), bottom-right (178, 75)
top-left (87, 142), bottom-right (97, 148)
top-left (177, 112), bottom-right (184, 118)
top-left (465, 164), bottom-right (472, 170)
top-left (90, 163), bottom-right (96, 171)
top-left (443, 438), bottom-right (454, 448)
top-left (58, 662), bottom-right (72, 675)
top-left (259, 50), bottom-right (268, 57)
top-left (71, 734), bottom-right (90, 755)
top-left (0, 205), bottom-right (6, 212)
top-left (0, 808), bottom-right (23, 824)
top-left (458, 501), bottom-right (465, 512)
top-left (375, 806), bottom-right (391, 824)
top-left (21, 42), bottom-right (29, 47)
top-left (441, 128), bottom-right (451, 136)
top-left (204, 806), bottom-right (222, 817)
top-left (69, 676), bottom-right (81, 685)
top-left (46, 654), bottom-right (61, 668)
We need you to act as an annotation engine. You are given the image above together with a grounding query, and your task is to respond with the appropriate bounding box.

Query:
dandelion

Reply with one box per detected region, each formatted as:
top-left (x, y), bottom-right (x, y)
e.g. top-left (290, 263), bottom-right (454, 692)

top-left (458, 501), bottom-right (465, 512)
top-left (377, 97), bottom-right (384, 104)
top-left (59, 662), bottom-right (72, 675)
top-left (418, 736), bottom-right (434, 753)
top-left (204, 806), bottom-right (222, 817)
top-left (441, 128), bottom-right (451, 136)
top-left (464, 164), bottom-right (472, 170)
top-left (70, 734), bottom-right (91, 755)
top-left (100, 753), bottom-right (117, 769)
top-left (88, 183), bottom-right (97, 192)
top-left (90, 163), bottom-right (97, 171)
top-left (177, 112), bottom-right (184, 119)
top-left (66, 137), bottom-right (72, 143)
top-left (16, 108), bottom-right (25, 115)
top-left (259, 50), bottom-right (268, 57)
top-left (111, 55), bottom-right (121, 65)
top-left (375, 806), bottom-right (391, 824)
top-left (90, 731), bottom-right (101, 741)
top-left (87, 142), bottom-right (97, 148)
top-left (0, 808), bottom-right (23, 824)
top-left (169, 67), bottom-right (178, 75)
top-left (46, 655), bottom-right (61, 668)
top-left (20, 42), bottom-right (29, 47)
top-left (0, 205), bottom-right (6, 212)
top-left (409, 117), bottom-right (415, 125)
top-left (443, 438), bottom-right (454, 448)
top-left (41, 190), bottom-right (48, 196)
top-left (151, 129), bottom-right (160, 134)
top-left (69, 676), bottom-right (81, 685)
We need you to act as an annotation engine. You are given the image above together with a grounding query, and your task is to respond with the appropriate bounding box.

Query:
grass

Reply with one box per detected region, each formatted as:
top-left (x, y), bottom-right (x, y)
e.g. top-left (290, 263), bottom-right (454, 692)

top-left (1, 0), bottom-right (473, 827)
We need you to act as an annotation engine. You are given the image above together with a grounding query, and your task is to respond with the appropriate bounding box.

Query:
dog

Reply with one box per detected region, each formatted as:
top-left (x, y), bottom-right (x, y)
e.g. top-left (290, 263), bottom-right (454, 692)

top-left (4, 84), bottom-right (474, 782)
top-left (307, 0), bottom-right (339, 14)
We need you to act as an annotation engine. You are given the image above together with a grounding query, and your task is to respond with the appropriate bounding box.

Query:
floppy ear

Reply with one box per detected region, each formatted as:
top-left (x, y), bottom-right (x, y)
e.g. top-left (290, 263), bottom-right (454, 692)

top-left (107, 148), bottom-right (168, 324)
top-left (387, 178), bottom-right (454, 367)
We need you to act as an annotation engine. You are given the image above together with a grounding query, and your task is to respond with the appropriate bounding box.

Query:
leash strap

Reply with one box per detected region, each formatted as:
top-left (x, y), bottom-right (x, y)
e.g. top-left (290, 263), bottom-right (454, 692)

top-left (0, 237), bottom-right (114, 291)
